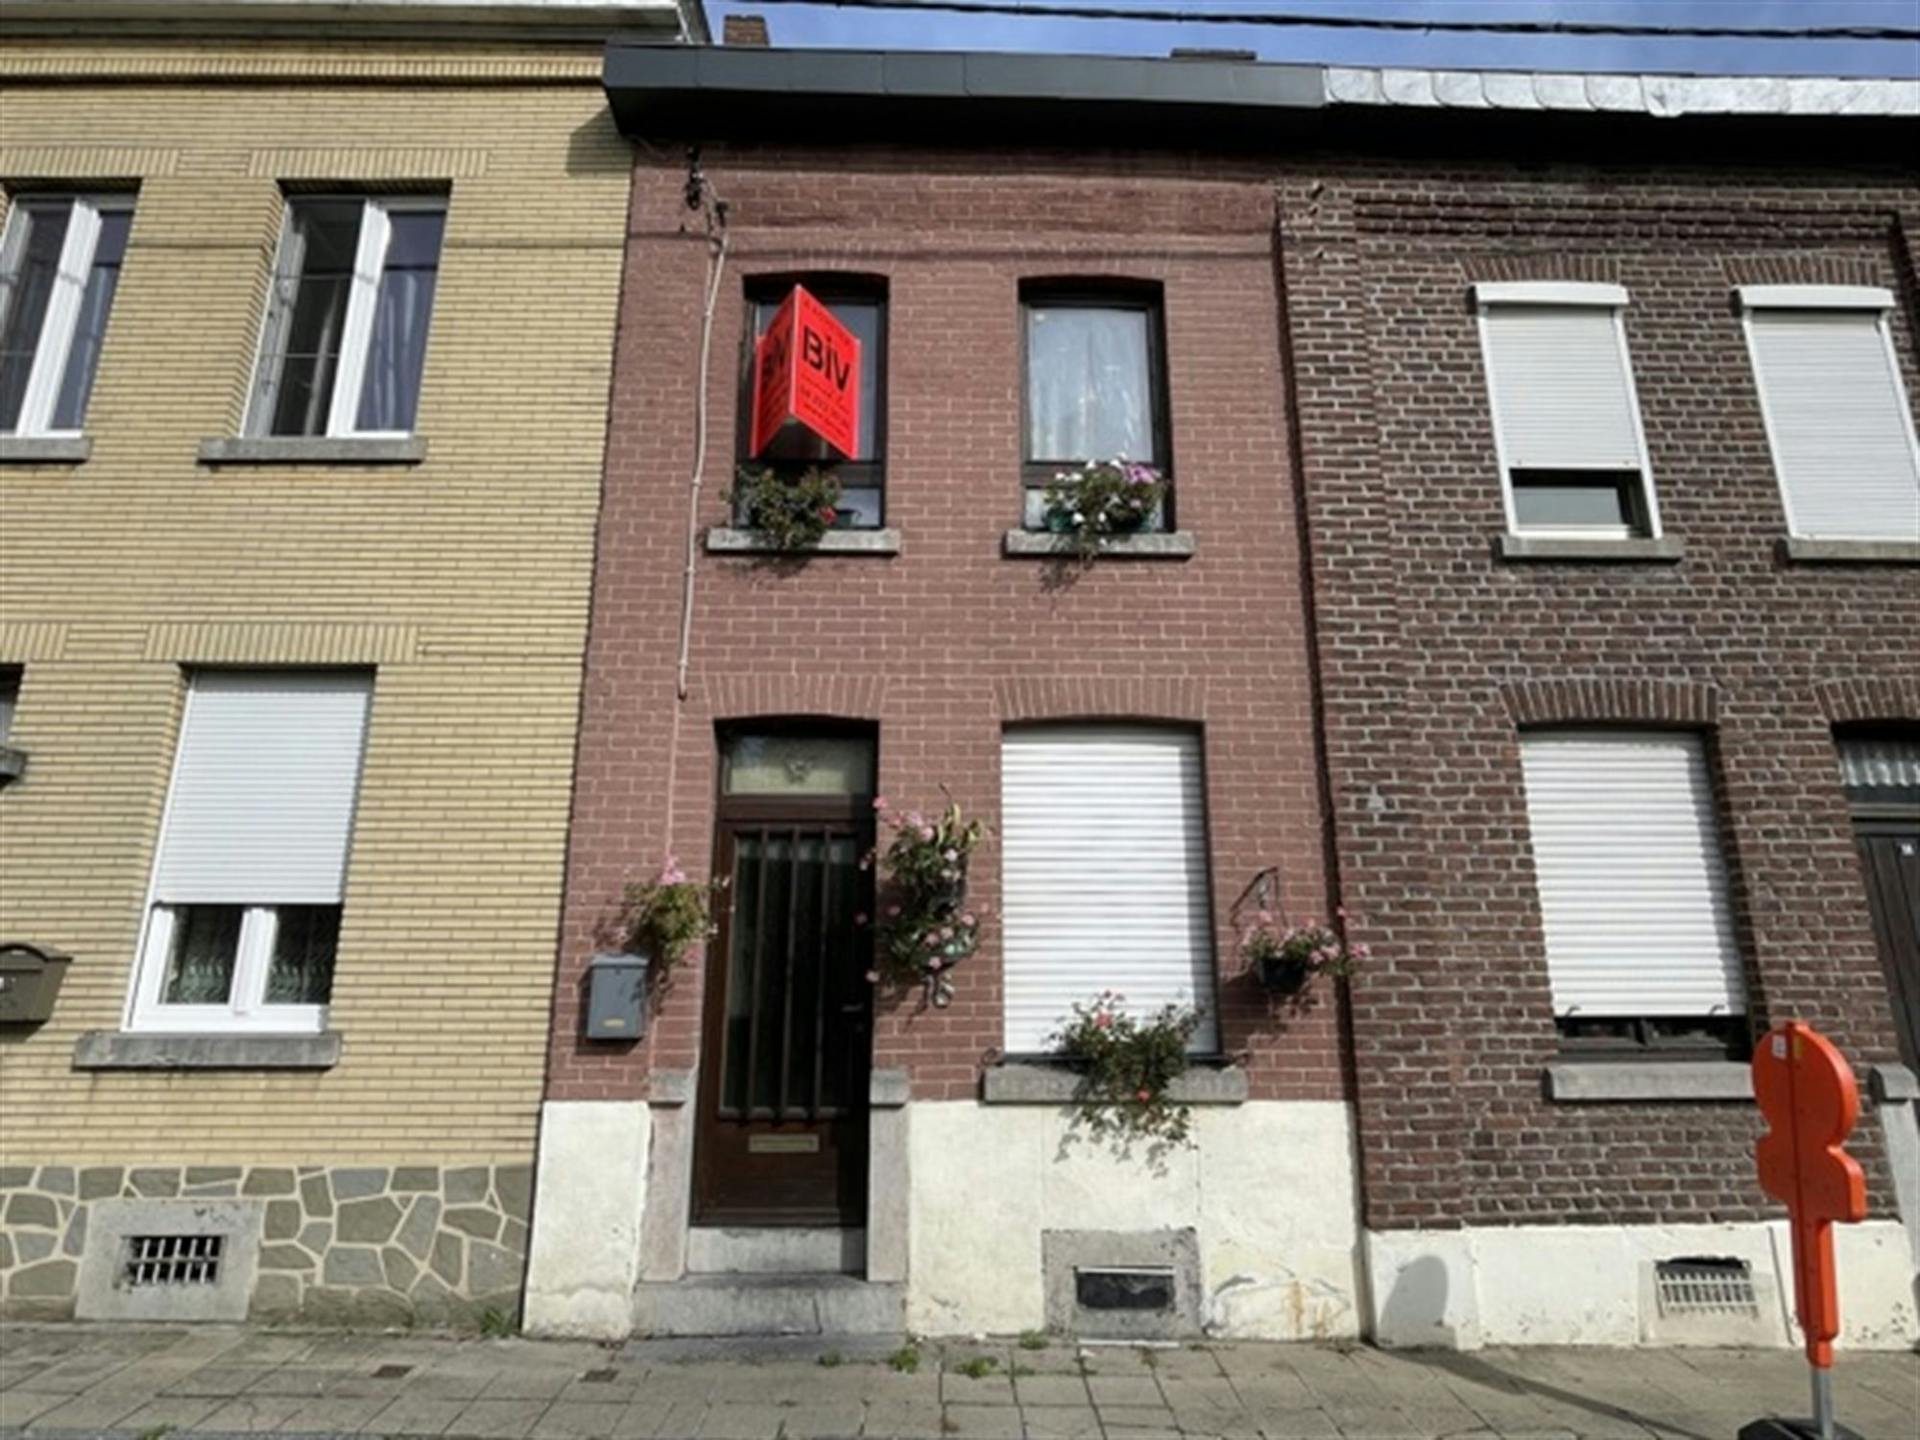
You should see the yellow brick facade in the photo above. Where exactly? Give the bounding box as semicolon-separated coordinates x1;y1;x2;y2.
0;38;630;1175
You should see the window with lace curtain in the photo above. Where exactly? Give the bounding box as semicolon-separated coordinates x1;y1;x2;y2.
1020;282;1172;529
246;194;445;439
128;671;373;1034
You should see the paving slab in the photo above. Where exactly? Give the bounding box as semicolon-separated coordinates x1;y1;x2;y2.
857;1398;944;1438
0;1388;68;1428
941;1402;1025;1438
189;1391;312;1431
529;1398;628;1437
609;1397;711;1439
777;1399;866;1436
690;1399;786;1437
356;1393;465;1435
1017;1404;1103;1438
446;1396;548;1437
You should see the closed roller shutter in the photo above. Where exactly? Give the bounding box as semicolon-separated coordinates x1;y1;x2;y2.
1746;310;1920;542
1000;726;1219;1053
1481;305;1644;471
1519;730;1746;1017
153;670;373;906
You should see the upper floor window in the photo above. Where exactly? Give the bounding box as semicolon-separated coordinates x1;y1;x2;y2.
1738;286;1920;544
1021;284;1171;529
1474;283;1660;540
1518;729;1746;1056
247;195;445;439
0;193;134;436
1000;725;1218;1055
741;278;887;528
130;670;373;1034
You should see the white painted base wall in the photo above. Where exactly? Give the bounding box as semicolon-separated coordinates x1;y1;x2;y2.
522;1100;650;1339
1366;1220;1918;1350
906;1100;1364;1340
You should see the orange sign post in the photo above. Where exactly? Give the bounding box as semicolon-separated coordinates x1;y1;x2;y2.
1742;1022;1868;1440
749;284;860;460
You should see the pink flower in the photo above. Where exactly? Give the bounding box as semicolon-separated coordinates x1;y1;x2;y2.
885;904;902;918
1351;943;1371;960
927;958;944;972
920;827;936;842
905;811;925;829
943;849;959;862
961;912;977;927
1135;1088;1152;1103
865;970;880;984
660;857;687;886
1094;1012;1113;1030
873;797;889;812
853;912;869;927
938;927;954;942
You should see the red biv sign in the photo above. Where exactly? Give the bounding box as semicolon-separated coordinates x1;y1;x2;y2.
750;285;861;460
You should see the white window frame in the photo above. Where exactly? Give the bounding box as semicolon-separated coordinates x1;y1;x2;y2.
0;192;132;437
1473;281;1664;542
126;904;327;1036
244;193;443;441
1736;284;1920;542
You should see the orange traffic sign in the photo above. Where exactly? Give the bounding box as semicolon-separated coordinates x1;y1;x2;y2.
1752;1021;1867;1372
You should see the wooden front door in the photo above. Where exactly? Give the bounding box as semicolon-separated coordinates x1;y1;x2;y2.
1856;821;1920;1073
693;733;875;1226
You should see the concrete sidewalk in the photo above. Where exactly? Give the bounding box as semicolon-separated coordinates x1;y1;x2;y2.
0;1324;1915;1440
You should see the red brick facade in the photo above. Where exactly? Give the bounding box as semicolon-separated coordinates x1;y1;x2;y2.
1276;162;1920;1232
545;149;1346;1109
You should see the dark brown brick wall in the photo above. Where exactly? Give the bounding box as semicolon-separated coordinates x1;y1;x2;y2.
1277;161;1920;1231
545;148;1346;1108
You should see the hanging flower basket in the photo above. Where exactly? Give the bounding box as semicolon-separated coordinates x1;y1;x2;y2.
866;797;988;1007
1239;909;1368;994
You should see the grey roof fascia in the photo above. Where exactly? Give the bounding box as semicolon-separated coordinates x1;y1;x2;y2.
603;42;1325;144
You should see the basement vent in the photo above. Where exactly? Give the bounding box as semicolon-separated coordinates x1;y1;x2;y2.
1075;1266;1176;1313
122;1233;224;1288
1655;1257;1757;1316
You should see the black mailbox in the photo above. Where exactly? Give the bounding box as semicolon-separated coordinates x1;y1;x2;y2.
584;952;649;1040
0;943;72;1025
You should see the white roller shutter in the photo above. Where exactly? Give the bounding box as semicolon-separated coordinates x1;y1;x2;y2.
1745;309;1920;542
152;670;373;905
1519;730;1745;1018
1000;727;1219;1053
1480;304;1645;471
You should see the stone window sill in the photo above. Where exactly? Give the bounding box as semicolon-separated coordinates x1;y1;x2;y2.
1003;530;1196;559
73;1030;342;1071
196;436;427;466
1779;537;1920;565
705;527;901;556
1495;534;1684;563
1544;1060;1750;1103
0;436;91;465
982;1060;1247;1105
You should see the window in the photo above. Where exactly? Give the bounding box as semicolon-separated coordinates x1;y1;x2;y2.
247;196;445;439
0;666;18;742
1518;730;1746;1054
0;193;133;435
741;279;886;528
1000;726;1218;1053
1739;286;1920;543
1474;283;1660;539
1021;285;1171;529
129;670;373;1033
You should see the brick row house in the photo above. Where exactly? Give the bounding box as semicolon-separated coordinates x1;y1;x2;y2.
520;42;1920;1348
0;0;702;1324
3;16;1916;1350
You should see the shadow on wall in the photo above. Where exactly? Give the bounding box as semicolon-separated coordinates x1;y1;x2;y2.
1380;1253;1456;1349
567;110;631;179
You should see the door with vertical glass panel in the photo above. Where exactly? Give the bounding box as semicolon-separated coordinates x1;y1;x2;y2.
693;733;875;1225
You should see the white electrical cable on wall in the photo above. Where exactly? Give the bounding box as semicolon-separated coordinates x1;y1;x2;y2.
676;224;729;701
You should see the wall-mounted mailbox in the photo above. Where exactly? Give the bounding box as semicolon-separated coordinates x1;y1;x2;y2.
0;943;72;1025
585;952;648;1041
